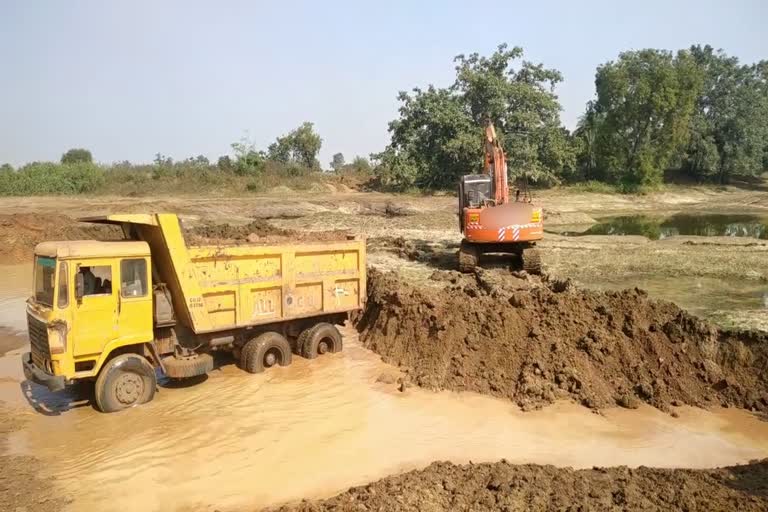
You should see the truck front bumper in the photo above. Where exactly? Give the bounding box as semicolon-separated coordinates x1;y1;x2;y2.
22;352;66;392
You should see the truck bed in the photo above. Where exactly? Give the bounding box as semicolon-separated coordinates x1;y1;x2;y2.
81;214;366;334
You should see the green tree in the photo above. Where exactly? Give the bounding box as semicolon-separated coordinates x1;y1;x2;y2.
572;102;605;181
376;44;574;190
453;44;575;184
350;156;372;173
330;152;345;171
217;155;233;172
0;163;13;173
61;148;93;165
267;122;323;169
231;137;265;176
683;46;768;184
590;49;701;189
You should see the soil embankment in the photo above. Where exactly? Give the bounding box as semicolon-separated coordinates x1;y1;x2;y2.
274;459;768;511
0;213;120;264
358;268;768;412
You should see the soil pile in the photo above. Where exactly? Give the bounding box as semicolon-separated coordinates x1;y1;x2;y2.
0;214;121;263
274;459;768;511
187;220;350;245
357;268;768;412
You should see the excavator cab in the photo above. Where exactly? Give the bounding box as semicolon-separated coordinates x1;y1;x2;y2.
460;174;493;207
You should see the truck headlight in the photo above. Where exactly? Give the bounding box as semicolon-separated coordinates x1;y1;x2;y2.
48;322;67;355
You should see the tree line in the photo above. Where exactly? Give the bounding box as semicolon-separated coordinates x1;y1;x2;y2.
377;44;768;192
0;123;372;196
2;43;766;196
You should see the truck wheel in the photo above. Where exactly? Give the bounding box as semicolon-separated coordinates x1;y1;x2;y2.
241;332;292;373
458;241;479;273
293;329;311;355
162;353;214;379
301;323;342;359
94;353;157;413
521;247;542;274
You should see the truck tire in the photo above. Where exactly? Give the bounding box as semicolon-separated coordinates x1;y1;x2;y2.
458;241;479;273
94;353;157;413
293;329;311;355
301;323;342;359
162;353;214;379
241;332;292;373
521;247;542;275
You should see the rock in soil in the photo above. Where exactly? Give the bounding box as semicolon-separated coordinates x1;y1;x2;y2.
356;268;768;413
271;459;768;511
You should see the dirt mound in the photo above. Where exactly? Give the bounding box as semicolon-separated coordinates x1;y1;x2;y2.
0;214;121;264
186;220;350;245
274;459;768;511
357;268;768;412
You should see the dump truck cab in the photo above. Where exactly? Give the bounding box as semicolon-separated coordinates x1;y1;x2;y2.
23;240;153;391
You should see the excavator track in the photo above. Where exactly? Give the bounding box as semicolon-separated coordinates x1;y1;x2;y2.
520;247;542;275
458;241;479;273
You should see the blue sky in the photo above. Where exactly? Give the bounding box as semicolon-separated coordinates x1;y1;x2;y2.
1;0;766;168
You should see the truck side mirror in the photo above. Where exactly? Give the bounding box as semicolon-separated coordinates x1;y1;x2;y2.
75;273;84;302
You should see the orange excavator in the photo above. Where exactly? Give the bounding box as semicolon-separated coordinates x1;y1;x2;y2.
458;122;543;273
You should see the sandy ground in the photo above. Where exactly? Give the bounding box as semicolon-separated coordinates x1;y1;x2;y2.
0;185;766;511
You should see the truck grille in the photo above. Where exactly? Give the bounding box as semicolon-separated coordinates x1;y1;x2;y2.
28;315;50;370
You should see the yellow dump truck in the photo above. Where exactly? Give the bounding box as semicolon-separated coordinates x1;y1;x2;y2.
22;213;366;412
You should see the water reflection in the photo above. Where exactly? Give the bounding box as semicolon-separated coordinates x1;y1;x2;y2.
550;214;768;240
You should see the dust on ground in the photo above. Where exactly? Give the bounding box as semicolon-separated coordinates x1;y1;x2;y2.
358;268;768;413
272;459;768;512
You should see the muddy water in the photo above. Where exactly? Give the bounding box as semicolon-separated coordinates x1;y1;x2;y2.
1;334;768;512
1;265;768;511
0;263;31;333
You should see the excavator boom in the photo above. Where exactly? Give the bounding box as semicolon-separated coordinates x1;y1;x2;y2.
483;123;509;205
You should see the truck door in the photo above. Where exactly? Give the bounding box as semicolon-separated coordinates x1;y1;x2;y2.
116;258;153;346
72;260;118;358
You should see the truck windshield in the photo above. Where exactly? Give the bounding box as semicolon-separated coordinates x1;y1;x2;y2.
34;256;56;306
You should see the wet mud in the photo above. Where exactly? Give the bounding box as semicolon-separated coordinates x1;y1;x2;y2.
273;459;768;511
358;268;768;412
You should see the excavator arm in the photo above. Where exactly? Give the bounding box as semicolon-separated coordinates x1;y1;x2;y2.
483;123;509;205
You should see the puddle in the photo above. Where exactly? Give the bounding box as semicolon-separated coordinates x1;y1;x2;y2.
2;333;767;512
549;213;768;240
0;263;31;333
